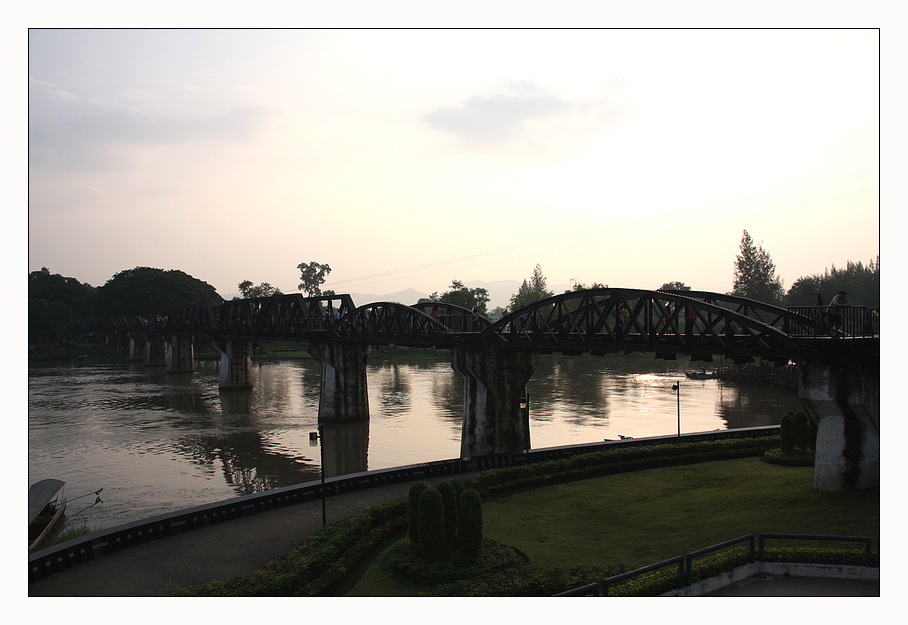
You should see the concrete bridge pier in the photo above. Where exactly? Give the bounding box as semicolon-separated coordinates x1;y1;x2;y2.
167;336;195;373
452;346;538;457
310;342;370;423
798;362;879;491
216;338;253;389
128;334;146;361
145;333;168;367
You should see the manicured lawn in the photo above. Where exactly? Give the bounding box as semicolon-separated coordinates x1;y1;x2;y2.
346;457;879;596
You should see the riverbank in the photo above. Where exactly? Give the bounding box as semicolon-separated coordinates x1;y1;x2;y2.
29;454;878;597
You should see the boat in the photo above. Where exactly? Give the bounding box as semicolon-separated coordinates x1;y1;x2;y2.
685;370;719;380
29;479;66;552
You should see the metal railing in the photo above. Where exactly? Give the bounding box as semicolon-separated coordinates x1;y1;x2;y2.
554;533;876;596
786;306;879;338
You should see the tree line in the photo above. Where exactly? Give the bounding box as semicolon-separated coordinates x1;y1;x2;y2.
29;232;878;344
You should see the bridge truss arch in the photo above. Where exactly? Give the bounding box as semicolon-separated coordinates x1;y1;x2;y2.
333;302;452;347
477;288;803;362
167;293;356;340
659;290;814;335
409;301;494;333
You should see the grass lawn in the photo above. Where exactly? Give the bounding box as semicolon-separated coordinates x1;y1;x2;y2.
346;457;879;596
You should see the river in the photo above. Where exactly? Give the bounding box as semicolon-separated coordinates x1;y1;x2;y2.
27;350;799;532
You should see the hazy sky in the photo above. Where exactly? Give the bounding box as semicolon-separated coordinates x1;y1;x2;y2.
28;27;880;303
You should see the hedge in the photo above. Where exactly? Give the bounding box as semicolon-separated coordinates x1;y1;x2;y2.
173;434;779;596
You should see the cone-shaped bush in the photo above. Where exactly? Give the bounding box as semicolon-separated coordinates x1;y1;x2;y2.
417;486;448;563
780;411;796;455
435;480;458;552
458;489;483;560
407;482;428;543
794;411;811;450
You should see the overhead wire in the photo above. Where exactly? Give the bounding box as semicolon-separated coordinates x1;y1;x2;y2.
327;160;879;290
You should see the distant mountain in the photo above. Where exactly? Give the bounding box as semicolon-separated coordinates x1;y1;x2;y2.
348;288;429;306
347;281;574;311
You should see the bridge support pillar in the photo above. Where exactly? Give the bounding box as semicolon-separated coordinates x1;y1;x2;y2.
452;346;538;457
310;342;370;423
167;336;195;373
128;335;146;361
216;338;253;389
145;333;168;367
798;362;879;491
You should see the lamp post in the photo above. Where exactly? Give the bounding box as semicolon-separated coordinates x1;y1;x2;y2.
310;425;327;526
671;381;681;438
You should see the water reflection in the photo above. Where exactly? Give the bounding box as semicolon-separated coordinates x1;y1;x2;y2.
28;352;799;531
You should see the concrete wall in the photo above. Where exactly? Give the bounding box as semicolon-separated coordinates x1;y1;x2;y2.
799;362;879;491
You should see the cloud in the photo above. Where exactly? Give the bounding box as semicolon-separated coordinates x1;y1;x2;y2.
420;81;640;148
422;88;578;143
28;78;279;170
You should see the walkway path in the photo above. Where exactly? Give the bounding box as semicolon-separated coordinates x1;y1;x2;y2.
29;476;879;597
29;480;421;597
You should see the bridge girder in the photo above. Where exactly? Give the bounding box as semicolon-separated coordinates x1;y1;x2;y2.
409;301;494;332
478;288;804;362
160;288;875;363
333;302;451;347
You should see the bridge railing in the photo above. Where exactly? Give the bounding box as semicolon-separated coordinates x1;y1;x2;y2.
786;306;879;338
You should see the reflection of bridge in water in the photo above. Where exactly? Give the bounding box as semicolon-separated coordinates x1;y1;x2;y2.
118;288;879;492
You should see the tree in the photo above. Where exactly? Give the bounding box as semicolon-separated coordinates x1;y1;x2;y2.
659;281;691;291
786;256;880;306
29;267;98;342
429;280;490;314
732;230;785;305
568;279;607;292
509;264;554;311
237;280;282;299
297;261;331;297
97;267;223;319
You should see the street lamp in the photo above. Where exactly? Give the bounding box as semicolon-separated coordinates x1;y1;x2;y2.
671;381;681;438
310;425;327;526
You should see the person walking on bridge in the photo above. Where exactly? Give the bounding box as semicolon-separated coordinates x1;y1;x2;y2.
827;290;850;337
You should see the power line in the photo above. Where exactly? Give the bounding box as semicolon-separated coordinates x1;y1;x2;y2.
328;160;878;290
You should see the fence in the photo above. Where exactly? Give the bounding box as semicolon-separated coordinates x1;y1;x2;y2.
786;306;879;338
554;533;876;596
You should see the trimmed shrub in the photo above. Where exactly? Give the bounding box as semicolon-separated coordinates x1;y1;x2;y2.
780;412;796;454
458;489;483;560
435;480;458;552
417;486;448;563
407;482;428;543
794;411;811;450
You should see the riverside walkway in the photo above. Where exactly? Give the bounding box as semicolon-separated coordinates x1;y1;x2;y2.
29;477;424;596
29;472;879;598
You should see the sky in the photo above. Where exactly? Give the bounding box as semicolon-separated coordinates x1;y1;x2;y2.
27;24;881;307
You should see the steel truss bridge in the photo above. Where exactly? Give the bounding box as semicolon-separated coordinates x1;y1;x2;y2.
156;288;879;364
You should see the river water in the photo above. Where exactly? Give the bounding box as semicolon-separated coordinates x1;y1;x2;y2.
27;351;799;532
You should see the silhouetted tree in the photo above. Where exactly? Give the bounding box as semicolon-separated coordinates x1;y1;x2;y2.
429;280;490;314
568;279;607;292
510;264;554;311
237;280;282;299
297;261;332;296
97;267;223;319
659;281;691;291
786;256;879;306
29;267;98;342
732;230;784;305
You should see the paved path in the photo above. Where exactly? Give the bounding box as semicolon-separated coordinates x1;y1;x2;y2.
29;480;420;597
29;478;879;597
